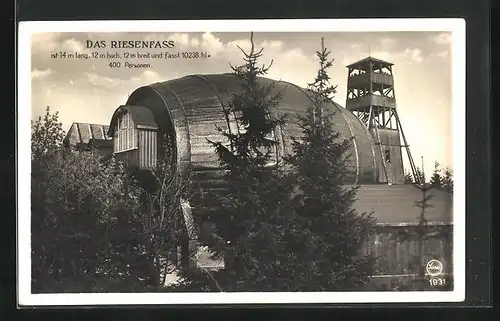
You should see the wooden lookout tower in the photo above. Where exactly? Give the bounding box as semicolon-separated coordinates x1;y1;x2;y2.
345;57;421;185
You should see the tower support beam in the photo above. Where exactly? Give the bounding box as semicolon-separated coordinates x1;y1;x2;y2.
394;112;421;185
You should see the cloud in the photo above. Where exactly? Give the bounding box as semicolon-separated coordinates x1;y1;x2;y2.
201;32;227;56
366;50;392;61
84;70;163;89
341;58;350;66
261;40;285;51
61;38;86;52
84;72;122;88
165;33;287;64
165;32;228;56
31;34;88;54
380;37;396;46
160;32;254;60
432;33;452;45
31;68;53;80
30;31;324;133
369;48;423;64
166;33;190;47
129;70;162;84
436;50;449;59
190;37;200;47
404;48;423;63
31;33;60;52
28;31;453;173
426;49;450;61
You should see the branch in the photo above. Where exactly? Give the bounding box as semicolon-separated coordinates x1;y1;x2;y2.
201;267;224;292
262;59;274;73
250;31;254;55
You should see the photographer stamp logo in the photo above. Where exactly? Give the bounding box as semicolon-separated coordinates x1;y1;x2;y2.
426;259;444;277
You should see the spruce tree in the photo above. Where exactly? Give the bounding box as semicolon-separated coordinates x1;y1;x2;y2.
284;38;376;290
414;167;425;184
430;161;443;189
413;157;435;289
442;167;454;193
206;32;289;291
404;170;414;184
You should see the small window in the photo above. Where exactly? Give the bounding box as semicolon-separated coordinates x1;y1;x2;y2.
115;112;137;153
384;149;391;163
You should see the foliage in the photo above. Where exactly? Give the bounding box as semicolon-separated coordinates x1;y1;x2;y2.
282;38;377;290
180;35;379;292
441;167;454;193
403;167;426;185
413;180;434;280
31;107;174;292
415;167;425;185
396;161;450;289
404;170;414;184
130;135;195;288
198;32;291;291
406;161;453;194
430;161;443;189
31;106;65;159
427;162;454;193
389;160;454;290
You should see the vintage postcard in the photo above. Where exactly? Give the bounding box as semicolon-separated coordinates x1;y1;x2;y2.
18;19;465;305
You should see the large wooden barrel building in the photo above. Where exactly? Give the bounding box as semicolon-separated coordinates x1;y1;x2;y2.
107;73;381;185
61;57;453;288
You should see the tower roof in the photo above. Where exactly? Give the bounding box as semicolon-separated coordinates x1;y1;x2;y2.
346;56;394;69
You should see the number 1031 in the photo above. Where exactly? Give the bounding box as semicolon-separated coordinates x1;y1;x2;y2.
429;278;446;286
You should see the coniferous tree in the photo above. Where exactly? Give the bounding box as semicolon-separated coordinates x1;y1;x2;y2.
404;170;414;184
283;38;376;290
204;32;289;291
414;167;426;184
442;167;454;193
426;161;454;193
430;161;443;189
411;157;444;289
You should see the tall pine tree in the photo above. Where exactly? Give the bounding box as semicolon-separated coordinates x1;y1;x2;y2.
442;167;454;193
206;32;289;291
284;38;376;290
413;157;435;289
430;161;443;189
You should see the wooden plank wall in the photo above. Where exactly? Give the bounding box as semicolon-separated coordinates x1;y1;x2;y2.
165;76;231;171
377;128;405;185
339;107;379;184
115;149;138;168
138;129;157;169
362;225;453;276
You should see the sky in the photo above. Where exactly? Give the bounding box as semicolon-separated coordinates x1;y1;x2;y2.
30;31;453;175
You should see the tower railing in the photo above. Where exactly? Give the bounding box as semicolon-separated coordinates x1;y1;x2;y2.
346;95;396;111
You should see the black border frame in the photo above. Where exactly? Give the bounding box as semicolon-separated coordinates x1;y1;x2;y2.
8;0;493;316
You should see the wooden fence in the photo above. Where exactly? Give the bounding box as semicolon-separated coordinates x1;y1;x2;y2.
364;224;453;277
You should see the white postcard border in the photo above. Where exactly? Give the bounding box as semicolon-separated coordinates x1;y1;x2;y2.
17;18;466;305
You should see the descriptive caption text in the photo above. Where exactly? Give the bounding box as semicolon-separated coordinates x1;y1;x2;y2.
49;51;211;69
